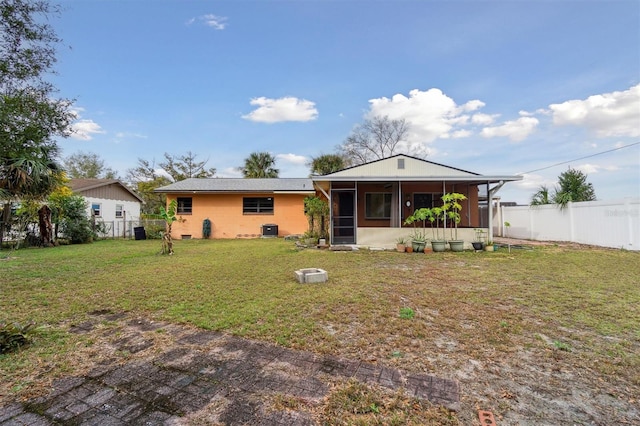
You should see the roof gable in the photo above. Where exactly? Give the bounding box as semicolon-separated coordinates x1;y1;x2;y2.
69;179;144;203
321;155;479;178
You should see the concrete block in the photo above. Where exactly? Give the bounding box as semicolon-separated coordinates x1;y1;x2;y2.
295;268;328;284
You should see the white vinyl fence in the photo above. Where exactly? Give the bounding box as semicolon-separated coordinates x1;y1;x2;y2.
496;198;640;251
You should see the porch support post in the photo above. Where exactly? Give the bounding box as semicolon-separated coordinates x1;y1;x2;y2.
442;180;447;237
488;180;506;242
314;182;332;242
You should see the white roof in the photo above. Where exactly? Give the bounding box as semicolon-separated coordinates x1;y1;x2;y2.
313;155;521;184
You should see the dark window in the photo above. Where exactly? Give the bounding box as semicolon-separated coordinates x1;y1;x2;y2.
177;197;192;214
243;197;274;214
365;193;392;219
91;203;101;217
413;193;442;210
115;204;123;218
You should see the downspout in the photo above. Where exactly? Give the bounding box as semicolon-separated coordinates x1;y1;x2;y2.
488;180;506;242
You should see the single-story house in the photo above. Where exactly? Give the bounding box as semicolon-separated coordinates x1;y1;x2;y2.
154;178;315;239
312;155;522;248
69;179;144;230
155;155;521;247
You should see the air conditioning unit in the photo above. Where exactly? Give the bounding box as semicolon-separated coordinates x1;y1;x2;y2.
261;224;278;237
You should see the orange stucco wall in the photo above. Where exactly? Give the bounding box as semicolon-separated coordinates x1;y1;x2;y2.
166;193;309;239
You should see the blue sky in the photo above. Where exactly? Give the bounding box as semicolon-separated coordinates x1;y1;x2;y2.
53;0;640;203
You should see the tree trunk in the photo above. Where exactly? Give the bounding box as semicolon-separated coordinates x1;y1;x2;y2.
38;205;54;247
0;202;11;248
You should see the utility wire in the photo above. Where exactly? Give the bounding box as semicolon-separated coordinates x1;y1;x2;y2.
519;141;640;175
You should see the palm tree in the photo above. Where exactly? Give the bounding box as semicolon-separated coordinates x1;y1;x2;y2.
308;154;346;176
553;168;596;208
240;152;279;178
530;185;552;206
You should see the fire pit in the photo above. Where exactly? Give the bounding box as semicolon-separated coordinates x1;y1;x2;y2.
294;268;328;284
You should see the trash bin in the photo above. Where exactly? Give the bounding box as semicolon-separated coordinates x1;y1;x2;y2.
134;226;146;240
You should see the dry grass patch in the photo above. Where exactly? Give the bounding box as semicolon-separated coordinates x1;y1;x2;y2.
1;239;639;424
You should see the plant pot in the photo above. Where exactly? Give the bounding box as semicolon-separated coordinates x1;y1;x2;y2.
406;246;414;253
449;240;464;252
396;244;406;253
485;245;494;252
423;246;432;253
472;242;484;251
412;241;426;253
431;240;446;252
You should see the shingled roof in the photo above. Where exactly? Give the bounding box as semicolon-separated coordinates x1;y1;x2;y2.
154;178;315;193
69;179;145;203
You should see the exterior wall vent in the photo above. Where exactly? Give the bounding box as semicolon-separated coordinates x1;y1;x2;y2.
398;158;405;169
262;224;278;237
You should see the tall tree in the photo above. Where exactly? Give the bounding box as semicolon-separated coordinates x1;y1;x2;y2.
338;115;410;165
553;167;596;208
0;0;73;246
125;158;170;215
308;154;346;176
240;152;279;178
159;151;216;182
63;151;118;179
529;169;596;208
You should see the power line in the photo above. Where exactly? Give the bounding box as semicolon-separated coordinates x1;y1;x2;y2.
520;141;640;175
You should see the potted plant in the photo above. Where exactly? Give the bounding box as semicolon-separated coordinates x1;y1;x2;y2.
485;240;495;251
410;230;427;253
403;208;430;253
472;228;486;251
442;192;467;252
395;236;407;252
428;206;446;252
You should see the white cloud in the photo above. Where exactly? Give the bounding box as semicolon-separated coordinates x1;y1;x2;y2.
575;163;599;174
549;84;640;138
69;107;105;141
216;167;242;178
471;113;498;125
242;97;318;123
366;88;486;152
71;119;105;141
276;153;307;165
186;14;228;30
115;132;147;139
450;129;472;138
513;173;556;191
480;116;539;142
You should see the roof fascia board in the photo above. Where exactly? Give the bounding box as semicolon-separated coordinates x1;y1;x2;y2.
313;176;522;183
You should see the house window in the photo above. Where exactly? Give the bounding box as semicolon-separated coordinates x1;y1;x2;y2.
413;193;442;210
177;197;192;214
397;158;405;169
365;193;392;219
91;203;101;217
115;204;123;218
243;197;274;214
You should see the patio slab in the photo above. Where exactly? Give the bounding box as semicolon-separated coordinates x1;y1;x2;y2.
0;312;459;425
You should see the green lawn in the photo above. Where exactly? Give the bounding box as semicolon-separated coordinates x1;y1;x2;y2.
1;238;639;423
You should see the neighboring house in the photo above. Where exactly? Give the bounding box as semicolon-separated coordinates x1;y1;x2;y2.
311;155;522;248
154;155;521;247
154;178;315;239
69;179;144;236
